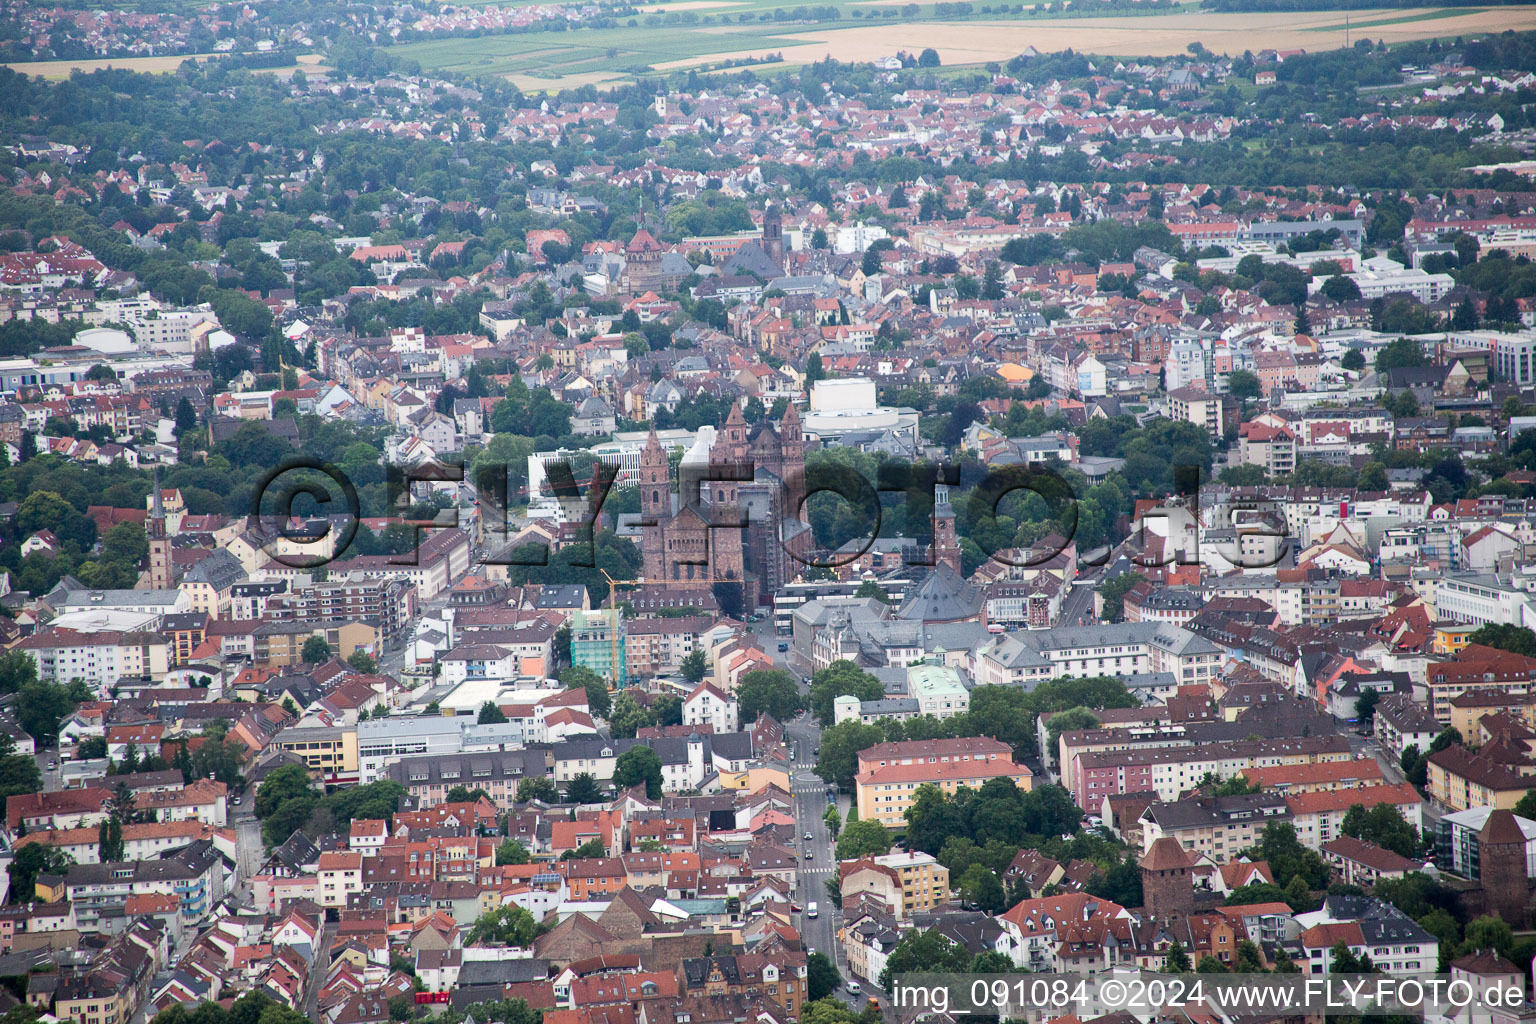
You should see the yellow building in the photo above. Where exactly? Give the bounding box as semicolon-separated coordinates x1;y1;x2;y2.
253;620;378;667
1434;624;1478;655
273;725;359;783
839;850;949;919
855;758;1033;829
56;976;135;1024
1426;745;1532;812
1448;690;1536;740
719;767;792;792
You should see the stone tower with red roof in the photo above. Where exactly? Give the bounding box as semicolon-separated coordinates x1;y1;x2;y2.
1140;836;1196;923
1478;809;1530;927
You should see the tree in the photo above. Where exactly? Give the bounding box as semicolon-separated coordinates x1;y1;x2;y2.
807;952;841;1001
0;651;35;696
835;819;892;860
810;661;884;725
496;839;531;865
17;679;89;744
1163;940;1192;973
737;669;802;723
8;843;67;903
0;732;41;816
1467;624;1536;657
1228;369;1262;402
467;904;539;947
1087;854;1144;910
562;837;606;860
1098;571;1146;621
1354;689;1381;729
1515;788;1536;821
824;805;841;838
301;636;331;664
917;47;941;67
98;813;124;862
478;701;508;725
347;650;377;673
609;692;652;739
1341;803;1420;858
614;745;664;798
680;648;708;683
1197;954;1229;974
1247;822;1331;891
515;776;559;804
255;764;314;820
175;397;198;433
566;773;603;804
879;929;970;990
1376;337;1428;373
1044;707;1100;749
957;863;1007;914
815;720;885;791
560;665;612;719
443;786;490;804
1453;296;1481;331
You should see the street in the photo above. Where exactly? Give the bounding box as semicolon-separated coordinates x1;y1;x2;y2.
785;714;849;994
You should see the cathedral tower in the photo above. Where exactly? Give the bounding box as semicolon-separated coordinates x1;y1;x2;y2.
762;203;784;266
639;428;669;581
932;482;961;574
148;466;172;591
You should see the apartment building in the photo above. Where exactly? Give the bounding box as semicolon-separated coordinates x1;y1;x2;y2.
46;840;224;928
1373;694;1440;762
570;608;626;686
838;851;950;919
18;628;171;692
384;749;549;807
1167;386;1223;438
317;851;364;908
1139;793;1292;861
1426;745;1532;812
272;725;360;784
1071;735;1353;807
356;716;526;784
1435;807;1536;880
325;528;474;602
251;620;378;668
625;615;708;678
1284;783;1424;849
973;622;1222;689
264;574;418;638
856;754;1033;828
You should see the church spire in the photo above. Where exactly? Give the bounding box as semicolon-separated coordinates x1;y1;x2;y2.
147;465;172;591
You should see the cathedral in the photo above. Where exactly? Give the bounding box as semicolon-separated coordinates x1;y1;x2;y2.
639;401;811;613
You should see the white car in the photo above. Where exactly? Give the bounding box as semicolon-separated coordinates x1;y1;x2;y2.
846;982;862;996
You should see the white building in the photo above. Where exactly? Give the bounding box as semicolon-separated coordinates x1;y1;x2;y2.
683;682;738;733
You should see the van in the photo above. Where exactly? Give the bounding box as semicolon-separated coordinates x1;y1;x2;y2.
807;902;818;918
846;981;862;996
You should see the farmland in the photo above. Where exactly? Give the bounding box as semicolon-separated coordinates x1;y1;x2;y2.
1;53;216;78
391;3;1536;89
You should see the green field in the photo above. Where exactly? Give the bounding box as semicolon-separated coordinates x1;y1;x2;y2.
394;25;812;84
391;0;1192;88
385;2;1536;90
